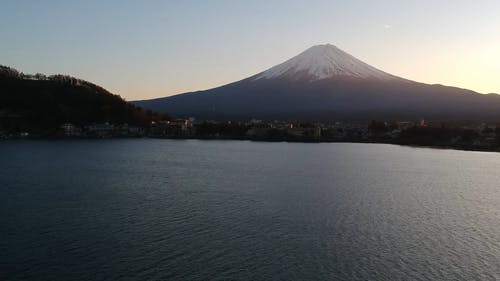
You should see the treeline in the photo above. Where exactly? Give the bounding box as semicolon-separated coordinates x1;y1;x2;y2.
0;65;169;134
399;126;499;147
367;120;500;149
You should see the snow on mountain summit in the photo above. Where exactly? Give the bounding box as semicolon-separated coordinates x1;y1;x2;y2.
255;44;396;81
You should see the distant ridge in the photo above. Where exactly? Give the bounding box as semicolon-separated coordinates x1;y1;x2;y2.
134;44;500;121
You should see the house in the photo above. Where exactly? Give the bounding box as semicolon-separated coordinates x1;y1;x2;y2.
150;119;192;137
85;123;114;137
61;123;82;137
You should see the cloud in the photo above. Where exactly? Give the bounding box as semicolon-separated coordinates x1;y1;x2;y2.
384;24;392;30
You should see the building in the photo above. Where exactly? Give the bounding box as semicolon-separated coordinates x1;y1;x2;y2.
85;123;114;137
61;123;82;137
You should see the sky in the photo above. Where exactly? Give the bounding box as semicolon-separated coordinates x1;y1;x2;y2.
1;0;499;101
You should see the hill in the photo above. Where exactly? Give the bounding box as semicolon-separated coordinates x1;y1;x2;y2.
0;65;166;134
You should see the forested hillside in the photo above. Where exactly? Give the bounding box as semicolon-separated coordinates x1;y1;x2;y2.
0;65;168;134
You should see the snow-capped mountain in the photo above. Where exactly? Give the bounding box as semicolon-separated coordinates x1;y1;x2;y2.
254;44;396;81
133;44;500;121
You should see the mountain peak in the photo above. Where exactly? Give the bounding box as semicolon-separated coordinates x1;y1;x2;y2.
255;44;396;81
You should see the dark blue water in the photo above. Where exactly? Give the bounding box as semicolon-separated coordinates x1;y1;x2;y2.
1;139;499;280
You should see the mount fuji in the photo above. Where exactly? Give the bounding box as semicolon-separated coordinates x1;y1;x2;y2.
134;44;500;121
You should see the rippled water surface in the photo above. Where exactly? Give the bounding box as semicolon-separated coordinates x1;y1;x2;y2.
1;139;499;280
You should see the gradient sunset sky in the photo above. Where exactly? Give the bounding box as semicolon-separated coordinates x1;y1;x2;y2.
1;0;499;100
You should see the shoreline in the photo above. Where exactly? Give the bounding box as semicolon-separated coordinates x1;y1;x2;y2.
2;135;499;153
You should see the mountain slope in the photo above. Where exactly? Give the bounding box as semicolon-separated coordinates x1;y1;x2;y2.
134;44;500;121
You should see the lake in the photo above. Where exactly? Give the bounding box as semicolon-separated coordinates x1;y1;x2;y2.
1;139;499;280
